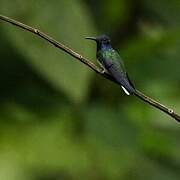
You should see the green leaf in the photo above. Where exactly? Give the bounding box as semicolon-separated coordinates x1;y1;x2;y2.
0;0;97;102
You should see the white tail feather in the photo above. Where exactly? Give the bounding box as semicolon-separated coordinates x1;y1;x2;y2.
121;86;130;95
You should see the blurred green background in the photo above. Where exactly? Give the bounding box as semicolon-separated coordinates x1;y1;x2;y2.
0;0;180;180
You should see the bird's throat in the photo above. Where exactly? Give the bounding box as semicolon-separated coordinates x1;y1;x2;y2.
97;43;112;51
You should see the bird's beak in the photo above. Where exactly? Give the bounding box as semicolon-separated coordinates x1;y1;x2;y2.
85;37;97;41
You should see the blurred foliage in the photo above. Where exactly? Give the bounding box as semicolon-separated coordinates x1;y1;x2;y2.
0;0;180;180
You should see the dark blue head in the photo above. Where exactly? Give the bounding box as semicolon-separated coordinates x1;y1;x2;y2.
86;34;112;51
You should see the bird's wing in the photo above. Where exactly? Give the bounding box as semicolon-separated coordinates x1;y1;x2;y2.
113;51;135;89
103;50;135;95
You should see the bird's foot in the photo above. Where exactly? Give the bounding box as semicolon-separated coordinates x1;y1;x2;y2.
100;68;107;74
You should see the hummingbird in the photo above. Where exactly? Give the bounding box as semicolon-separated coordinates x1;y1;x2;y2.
86;34;135;95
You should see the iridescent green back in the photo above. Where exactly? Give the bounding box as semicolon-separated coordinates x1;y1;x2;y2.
97;49;127;75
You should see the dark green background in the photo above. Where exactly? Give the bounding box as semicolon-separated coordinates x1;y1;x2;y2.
0;0;180;179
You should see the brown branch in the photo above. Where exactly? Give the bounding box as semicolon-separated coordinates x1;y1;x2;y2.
0;14;179;123
134;90;180;122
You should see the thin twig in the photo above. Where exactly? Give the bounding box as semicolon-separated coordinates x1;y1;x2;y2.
134;90;180;122
0;14;179;123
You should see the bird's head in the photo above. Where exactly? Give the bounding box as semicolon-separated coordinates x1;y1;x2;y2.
85;34;111;50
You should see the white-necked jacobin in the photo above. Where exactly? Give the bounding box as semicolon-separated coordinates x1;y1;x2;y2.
86;34;135;95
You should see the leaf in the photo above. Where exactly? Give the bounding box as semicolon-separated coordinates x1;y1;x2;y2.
0;0;97;102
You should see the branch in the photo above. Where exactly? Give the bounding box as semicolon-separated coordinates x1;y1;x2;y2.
0;14;179;123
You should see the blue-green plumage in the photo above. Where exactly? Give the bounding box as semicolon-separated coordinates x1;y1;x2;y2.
86;34;135;95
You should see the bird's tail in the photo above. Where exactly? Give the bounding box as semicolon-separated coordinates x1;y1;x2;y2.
110;70;135;95
107;64;135;95
121;74;135;95
119;78;135;95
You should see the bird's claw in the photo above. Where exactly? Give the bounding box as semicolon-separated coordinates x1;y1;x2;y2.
100;68;107;74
